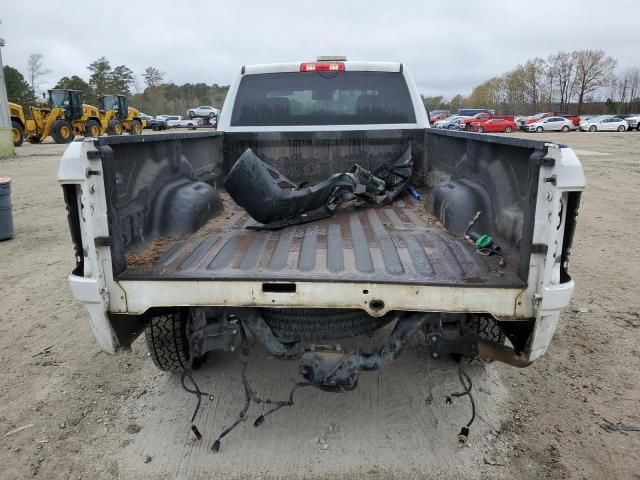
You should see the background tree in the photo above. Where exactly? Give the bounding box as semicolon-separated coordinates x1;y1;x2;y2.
421;95;445;111
88;57;112;98
4;65;36;106
518;58;547;112
27;53;51;96
143;67;165;88
549;51;576;112
110;65;135;95
573;50;617;114
449;94;466;112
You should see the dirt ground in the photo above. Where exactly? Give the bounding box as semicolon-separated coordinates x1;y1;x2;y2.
0;131;639;479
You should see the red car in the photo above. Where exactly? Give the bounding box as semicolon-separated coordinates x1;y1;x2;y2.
429;112;450;123
471;118;517;133
460;112;514;130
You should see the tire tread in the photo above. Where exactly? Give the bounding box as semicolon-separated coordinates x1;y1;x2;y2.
144;313;189;372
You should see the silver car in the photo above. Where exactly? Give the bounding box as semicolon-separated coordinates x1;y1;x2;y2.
526;116;575;132
579;116;628;132
187;106;220;118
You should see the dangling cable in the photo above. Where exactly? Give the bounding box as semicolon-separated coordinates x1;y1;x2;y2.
446;361;476;444
211;358;252;452
181;363;213;440
211;349;310;452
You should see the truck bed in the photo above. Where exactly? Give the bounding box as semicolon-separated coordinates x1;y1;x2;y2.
121;192;522;288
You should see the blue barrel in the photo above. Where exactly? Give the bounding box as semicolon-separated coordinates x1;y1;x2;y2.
0;176;14;240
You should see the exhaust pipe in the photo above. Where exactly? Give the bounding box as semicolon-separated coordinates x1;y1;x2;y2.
477;341;533;368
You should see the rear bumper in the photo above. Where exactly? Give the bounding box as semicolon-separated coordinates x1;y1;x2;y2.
68;274;118;354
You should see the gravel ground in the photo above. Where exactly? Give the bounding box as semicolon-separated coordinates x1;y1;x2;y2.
0;131;639;479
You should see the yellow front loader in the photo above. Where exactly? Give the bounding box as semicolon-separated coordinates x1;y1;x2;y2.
17;89;103;144
99;94;145;136
8;102;30;146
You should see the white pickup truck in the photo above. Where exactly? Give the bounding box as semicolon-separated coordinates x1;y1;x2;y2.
164;115;202;129
58;57;585;390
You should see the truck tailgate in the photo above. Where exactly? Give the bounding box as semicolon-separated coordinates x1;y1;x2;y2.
121;193;523;288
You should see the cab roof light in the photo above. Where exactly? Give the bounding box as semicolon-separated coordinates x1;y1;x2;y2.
317;55;347;61
300;62;345;72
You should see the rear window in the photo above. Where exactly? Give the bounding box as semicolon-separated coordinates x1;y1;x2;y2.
230;71;416;127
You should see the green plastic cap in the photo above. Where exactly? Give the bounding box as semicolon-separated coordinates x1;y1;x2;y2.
475;234;493;249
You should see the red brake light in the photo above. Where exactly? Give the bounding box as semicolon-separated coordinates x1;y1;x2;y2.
300;62;345;72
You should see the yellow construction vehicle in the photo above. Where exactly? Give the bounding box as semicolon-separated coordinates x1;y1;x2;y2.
13;89;103;144
8;102;28;146
99;94;145;136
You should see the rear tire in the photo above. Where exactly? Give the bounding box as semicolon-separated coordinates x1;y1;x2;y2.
505;126;512;133
51;119;74;144
468;315;505;362
477;126;484;133
144;312;190;372
11;120;24;147
562;125;569;132
151;123;159;131
107;119;123;135
84;119;101;138
130;119;143;135
188;111;195;118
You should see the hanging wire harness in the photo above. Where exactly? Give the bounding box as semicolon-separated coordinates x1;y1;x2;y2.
445;361;476;444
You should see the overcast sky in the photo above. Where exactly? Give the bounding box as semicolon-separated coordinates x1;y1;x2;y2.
1;1;639;98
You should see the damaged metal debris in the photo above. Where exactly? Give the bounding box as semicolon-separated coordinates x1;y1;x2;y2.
181;307;486;451
223;146;413;229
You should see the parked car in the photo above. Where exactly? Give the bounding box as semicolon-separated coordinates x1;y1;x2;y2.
458;108;495;117
459;112;514;131
525;116;576;132
139;113;157;129
439;116;467;129
518;112;554;130
165;115;202;129
579;116;628;132
429;112;449;123
187;106;220;119
59;56;584;390
614;114;640;130
146;117;168;131
433;115;465;128
471;118;517;133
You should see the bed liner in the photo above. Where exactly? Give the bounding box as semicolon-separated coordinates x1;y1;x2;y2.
120;190;524;288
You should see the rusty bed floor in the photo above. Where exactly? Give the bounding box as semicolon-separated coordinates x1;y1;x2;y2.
121;195;524;287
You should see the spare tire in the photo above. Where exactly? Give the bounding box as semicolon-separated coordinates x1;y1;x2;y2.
261;308;395;342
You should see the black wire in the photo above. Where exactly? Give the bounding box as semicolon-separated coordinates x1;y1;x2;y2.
449;361;476;428
181;365;213;424
211;355;310;451
212;359;253;450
